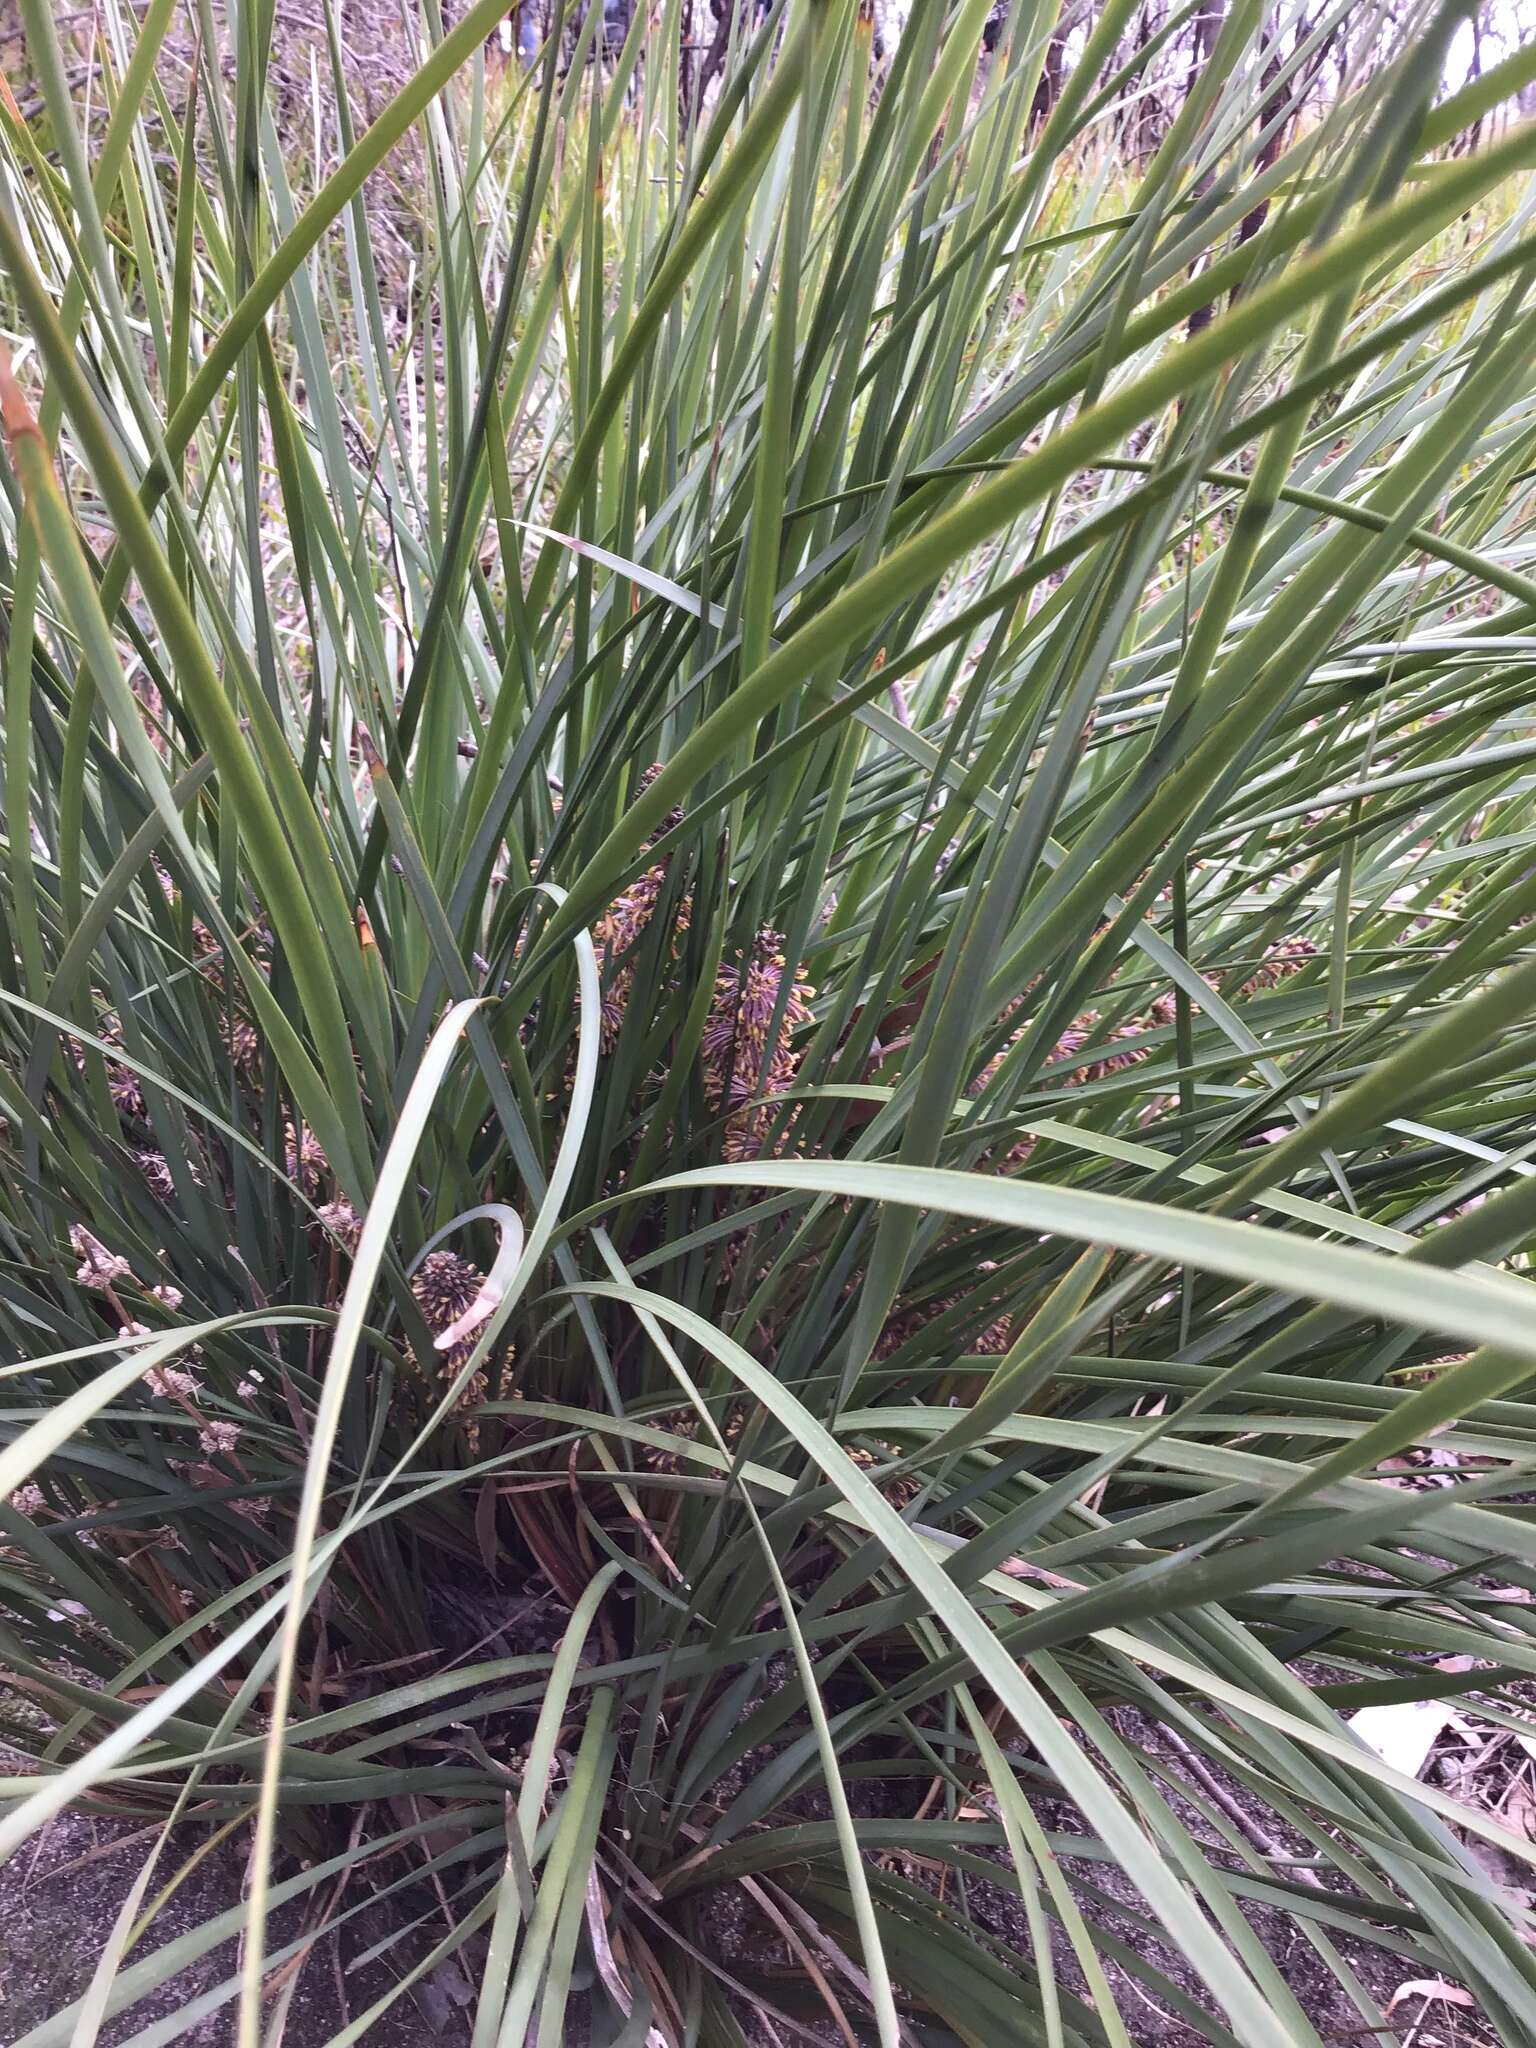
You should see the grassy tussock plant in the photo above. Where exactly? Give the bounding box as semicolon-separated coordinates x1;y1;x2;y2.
4;0;1536;2041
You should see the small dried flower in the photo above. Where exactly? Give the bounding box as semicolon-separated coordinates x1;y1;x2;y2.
237;1375;261;1402
635;760;684;834
702;930;815;1108
644;1407;700;1473
1238;935;1318;996
590;778;696;1048
452;1368;489;1412
412;1250;485;1332
71;1225;132;1291
972;1312;1013;1356
702;930;815;1158
120;1320;153;1340
875;1288;1011;1362
150;1282;184;1310
317;1199;362;1251
226;1017;261;1072
230;1493;271;1524
107;1064;147;1119
1045;1009;1100;1070
7;1483;45;1518
1074;1043;1144;1084
594;862;673;1048
199;1419;242;1457
144;1362;202;1400
284;1121;329;1195
720;1046;801;1161
135;1151;177;1202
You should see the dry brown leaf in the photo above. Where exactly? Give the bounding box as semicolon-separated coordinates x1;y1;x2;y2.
1383;1977;1475;2016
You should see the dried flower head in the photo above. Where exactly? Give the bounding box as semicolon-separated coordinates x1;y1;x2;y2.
226;1016;261;1072
1045;1008;1100;1070
636;760;684;836
700;932;814;1159
199;1419;242;1457
317;1199;362;1252
285;1121;329;1195
412;1250;486;1332
719;1047;802;1161
589;775;696;1047
107;1064;147;1118
644;1406;700;1473
71;1225;132;1291
451;1367;489;1411
703;930;815;1109
135;1150;177;1202
972;1311;1013;1356
83;1021;147;1119
594;862;684;1048
150;1282;184;1310
876;1285;1012;1363
1239;935;1318;995
7;1483;45;1518
144;1362;202;1400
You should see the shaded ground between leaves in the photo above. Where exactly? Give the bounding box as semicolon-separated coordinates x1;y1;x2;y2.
0;1729;1509;2048
0;1794;473;2047
702;1697;1506;2048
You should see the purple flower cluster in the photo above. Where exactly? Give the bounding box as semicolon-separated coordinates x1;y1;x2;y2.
702;929;815;1160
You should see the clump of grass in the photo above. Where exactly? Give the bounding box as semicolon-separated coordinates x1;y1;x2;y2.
4;0;1536;2042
